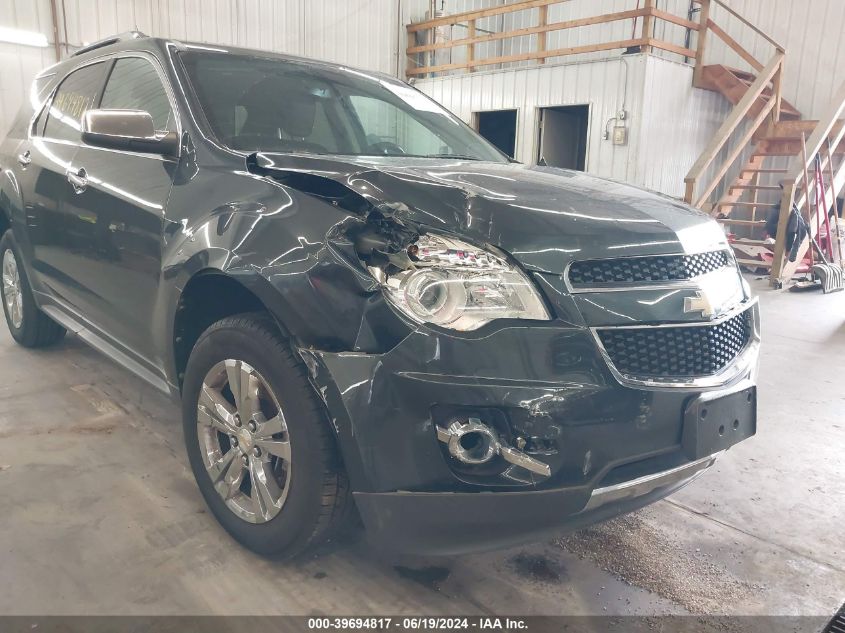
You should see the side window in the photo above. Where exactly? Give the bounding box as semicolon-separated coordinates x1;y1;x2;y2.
100;57;174;133
43;62;107;142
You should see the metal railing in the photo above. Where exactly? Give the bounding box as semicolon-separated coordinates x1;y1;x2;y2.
770;80;845;284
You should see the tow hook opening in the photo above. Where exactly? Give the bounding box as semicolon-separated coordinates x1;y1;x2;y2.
436;418;551;477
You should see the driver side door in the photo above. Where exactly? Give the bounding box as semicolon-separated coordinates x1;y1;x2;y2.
59;54;178;362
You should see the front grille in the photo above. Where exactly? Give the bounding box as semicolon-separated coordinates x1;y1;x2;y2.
568;250;730;288
597;309;753;379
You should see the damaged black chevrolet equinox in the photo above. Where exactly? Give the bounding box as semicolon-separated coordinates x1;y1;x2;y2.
0;33;760;556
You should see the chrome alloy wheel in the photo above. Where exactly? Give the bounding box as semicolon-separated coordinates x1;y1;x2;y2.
2;249;23;329
197;360;292;523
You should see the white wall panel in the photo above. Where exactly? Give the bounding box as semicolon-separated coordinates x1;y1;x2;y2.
414;53;646;185
635;55;732;197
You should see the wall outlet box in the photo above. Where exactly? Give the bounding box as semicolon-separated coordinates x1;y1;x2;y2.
612;125;628;146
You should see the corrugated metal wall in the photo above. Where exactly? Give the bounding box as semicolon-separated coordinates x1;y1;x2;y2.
415;54;646;184
0;0;419;136
636;55;732;197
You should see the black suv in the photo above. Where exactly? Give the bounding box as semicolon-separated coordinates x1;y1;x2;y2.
0;32;760;556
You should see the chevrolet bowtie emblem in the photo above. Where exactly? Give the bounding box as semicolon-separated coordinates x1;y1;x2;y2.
684;291;715;318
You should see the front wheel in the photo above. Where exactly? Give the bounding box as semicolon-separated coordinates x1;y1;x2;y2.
182;313;350;557
1;230;65;348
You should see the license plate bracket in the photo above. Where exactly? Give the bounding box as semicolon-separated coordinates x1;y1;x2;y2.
682;384;757;460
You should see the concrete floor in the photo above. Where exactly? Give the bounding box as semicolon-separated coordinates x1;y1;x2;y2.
0;278;843;619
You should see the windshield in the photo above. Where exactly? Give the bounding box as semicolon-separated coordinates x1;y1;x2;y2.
179;51;507;162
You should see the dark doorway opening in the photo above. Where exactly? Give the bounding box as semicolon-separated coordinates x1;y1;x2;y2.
475;109;518;158
537;105;589;171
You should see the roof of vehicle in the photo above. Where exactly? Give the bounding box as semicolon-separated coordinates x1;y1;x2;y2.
37;31;401;85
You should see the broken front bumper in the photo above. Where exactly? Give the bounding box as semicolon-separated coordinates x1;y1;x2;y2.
302;312;758;554
354;453;718;555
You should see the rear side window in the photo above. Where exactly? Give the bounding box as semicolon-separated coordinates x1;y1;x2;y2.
43;62;107;142
100;57;175;133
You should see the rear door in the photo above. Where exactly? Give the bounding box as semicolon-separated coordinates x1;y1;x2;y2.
26;61;109;302
60;54;178;359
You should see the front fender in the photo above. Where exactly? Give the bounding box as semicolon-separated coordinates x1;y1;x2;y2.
158;167;413;382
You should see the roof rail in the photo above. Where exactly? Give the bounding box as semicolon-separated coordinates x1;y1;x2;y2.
72;31;148;57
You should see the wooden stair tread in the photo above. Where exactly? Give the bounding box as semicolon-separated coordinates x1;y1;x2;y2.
735;258;773;267
765;119;845;141
697;64;802;120
717;201;774;207
730;185;782;191
731;239;773;246
716;219;767;226
755;139;845;156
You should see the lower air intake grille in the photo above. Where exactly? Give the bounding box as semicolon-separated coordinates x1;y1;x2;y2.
568;250;731;287
597;309;753;379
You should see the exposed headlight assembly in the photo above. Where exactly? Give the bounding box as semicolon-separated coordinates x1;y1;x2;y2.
375;234;550;331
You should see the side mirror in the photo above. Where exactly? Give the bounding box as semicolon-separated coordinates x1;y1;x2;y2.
81;109;179;157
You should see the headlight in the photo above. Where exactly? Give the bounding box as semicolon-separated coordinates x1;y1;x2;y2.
377;234;550;331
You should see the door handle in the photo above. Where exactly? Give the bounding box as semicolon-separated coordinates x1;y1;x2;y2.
17;150;31;168
67;167;88;194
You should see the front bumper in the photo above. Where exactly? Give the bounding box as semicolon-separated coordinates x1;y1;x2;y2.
301;300;759;554
354;453;718;555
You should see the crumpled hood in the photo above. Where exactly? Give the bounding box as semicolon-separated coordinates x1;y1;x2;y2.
251;153;728;274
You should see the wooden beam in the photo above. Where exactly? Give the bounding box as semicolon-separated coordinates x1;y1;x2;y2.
407;0;562;33
648;39;697;60
406;38;649;76
641;0;656;54
651;8;700;31
692;0;711;87
407;8;648;54
771;61;783;123
537;5;548;65
712;0;784;51
684;180;696;205
694;98;776;207
707;19;764;72
685;53;784;206
467;19;476;72
749;169;761;225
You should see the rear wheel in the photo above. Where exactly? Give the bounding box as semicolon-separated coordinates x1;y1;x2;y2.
1;231;65;348
182;313;350;557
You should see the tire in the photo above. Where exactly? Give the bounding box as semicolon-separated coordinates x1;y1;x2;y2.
182;312;350;557
0;230;66;348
